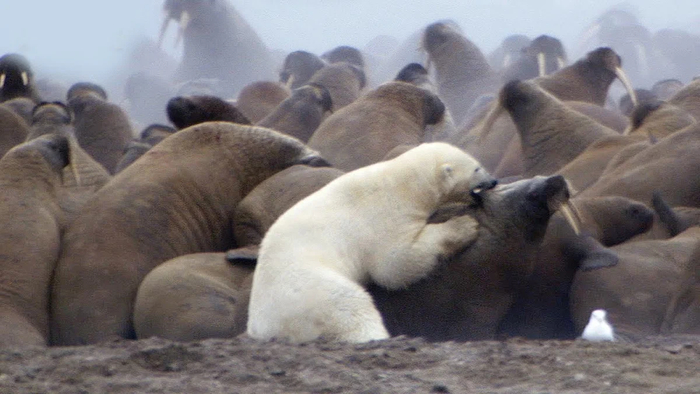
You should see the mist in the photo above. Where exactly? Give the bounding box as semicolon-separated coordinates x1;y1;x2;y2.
1;0;699;95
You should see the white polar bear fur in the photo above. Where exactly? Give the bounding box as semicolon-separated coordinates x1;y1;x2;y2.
247;142;495;343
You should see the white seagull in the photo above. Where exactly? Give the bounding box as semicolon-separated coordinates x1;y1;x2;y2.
581;309;615;342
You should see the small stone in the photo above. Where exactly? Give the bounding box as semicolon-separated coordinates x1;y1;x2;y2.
665;345;684;354
269;369;286;376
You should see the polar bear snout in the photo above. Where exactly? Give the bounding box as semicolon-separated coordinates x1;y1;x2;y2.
468;178;497;207
469;171;498;197
471;178;498;195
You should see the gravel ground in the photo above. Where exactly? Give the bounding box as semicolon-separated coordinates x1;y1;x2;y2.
2;334;699;393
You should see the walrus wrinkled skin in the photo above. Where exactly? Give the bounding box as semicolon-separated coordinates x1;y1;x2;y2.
50;122;328;346
0;135;71;347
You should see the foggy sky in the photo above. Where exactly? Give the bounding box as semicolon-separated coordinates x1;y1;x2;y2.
1;0;698;89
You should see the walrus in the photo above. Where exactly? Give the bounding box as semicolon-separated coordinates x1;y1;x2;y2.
0;134;71;347
25;102;73;141
133;252;255;342
580;122;700;207
0;53;41;103
115;124;178;173
570;226;700;341
667;78;700;121
321;45;365;69
499;195;654;340
307;81;445;171
527;99;686;192
369;175;581;341
158;0;276;97
133;165;344;342
552;99;692;193
256;83;333;142
308;62;366;111
0;101;30;157
625;100;697;140
25;102;113;224
394;62;458;141
490;80;618;176
501;34;567;81
652;78;684;101
619;88;657;117
487;34;531;71
421;21;500;125
140;123;177;146
2;97;36;124
114;141;152;174
449;46;638;175
279;50;326;90
166;95;251;129
535;47;638;107
67;82;134;174
233;164;345;248
50;122;328;345
235;81;291;124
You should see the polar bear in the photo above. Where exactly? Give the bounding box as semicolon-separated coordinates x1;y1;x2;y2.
246;142;497;343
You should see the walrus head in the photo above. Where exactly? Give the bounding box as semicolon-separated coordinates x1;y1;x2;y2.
280;51;325;89
0;53;33;92
584;47;638;106
31;102;73;126
4;134;74;186
303;83;333;114
35;134;71;173
395;63;430;85
166;95;251;129
421;21;464;53
525;35;567;77
66;82;108;102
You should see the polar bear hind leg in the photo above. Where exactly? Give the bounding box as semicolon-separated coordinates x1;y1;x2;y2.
319;277;390;343
248;269;389;343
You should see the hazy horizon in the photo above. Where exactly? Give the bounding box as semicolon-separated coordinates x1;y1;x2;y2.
1;1;698;91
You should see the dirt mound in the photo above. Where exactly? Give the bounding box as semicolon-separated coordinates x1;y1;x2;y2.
1;335;699;393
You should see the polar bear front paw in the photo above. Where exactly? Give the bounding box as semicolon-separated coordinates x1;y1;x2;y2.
436;214;479;254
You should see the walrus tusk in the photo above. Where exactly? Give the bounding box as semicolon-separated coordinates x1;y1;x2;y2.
556;56;566;70
0;73;5;88
67;137;82;187
476;102;505;142
622;125;633;136
174;11;191;48
560;200;583;235
634;43;650;81
425;57;433;75
21;71;29;86
157;13;171;49
537;52;547;77
502;53;512;68
284;74;295;89
615;66;638;107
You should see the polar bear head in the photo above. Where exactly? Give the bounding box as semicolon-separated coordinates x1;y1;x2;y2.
397;142;497;205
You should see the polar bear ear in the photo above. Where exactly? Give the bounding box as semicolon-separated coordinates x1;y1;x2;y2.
441;163;454;179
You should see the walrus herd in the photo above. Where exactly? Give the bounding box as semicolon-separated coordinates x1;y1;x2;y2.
1;2;700;347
